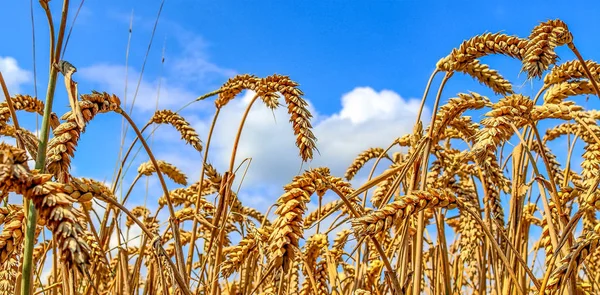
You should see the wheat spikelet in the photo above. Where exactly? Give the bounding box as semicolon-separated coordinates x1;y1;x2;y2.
437;33;528;71
303;233;328;271
268;169;325;274
544;81;596;104
287;258;301;295
442;116;480;143
0;205;23;265
83;232;111;290
329;229;352;264
46;91;121;182
544;122;580;142
261;74;317;161
433;92;490;138
63;178;115;213
149;109;203;152
268;185;310;273
370;163;403;208
581;143;600;191
366;259;383;290
0;250;19;295
345;147;387;181
396;134;412;147
544;112;600;145
472;96;581;165
0;125;39;159
29;181;93;272
314;260;329;295
575;111;600;145
304;200;342;229
475;150;508;231
221;233;258;277
0;95;58;129
76;178;115;212
352;189;457;237
203;162;223;186
0;143;46;194
531;101;582;122
137;159;188;186
586;240;600;280
522;203;542;227
215;74;261;108
522;19;573;79
544;60;600;86
0;143;92;273
459;59;515;95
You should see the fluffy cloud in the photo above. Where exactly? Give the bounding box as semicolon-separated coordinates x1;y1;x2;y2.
0;56;31;95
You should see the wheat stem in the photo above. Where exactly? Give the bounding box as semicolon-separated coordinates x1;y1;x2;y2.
413;72;452;295
188;108;220;282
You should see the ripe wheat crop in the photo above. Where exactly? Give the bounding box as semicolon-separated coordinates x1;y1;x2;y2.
0;3;599;295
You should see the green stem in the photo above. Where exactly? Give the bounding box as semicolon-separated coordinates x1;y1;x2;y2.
22;2;70;294
22;55;59;295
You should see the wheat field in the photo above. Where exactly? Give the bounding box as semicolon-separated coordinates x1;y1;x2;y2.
0;2;600;295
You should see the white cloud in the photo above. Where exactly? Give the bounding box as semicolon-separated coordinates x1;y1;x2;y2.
0;56;31;95
338;87;420;124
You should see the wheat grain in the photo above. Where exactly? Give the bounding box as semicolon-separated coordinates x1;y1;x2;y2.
0;143;92;273
544;60;600;86
149;110;203;152
522;19;573;79
352;189;457;237
137;159;188;186
544;81;596;104
46;91;121;182
221;233;258;277
345;148;388;181
261;74;317;161
437;33;528;72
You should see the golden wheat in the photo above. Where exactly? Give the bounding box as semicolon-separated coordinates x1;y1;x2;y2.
4;15;600;295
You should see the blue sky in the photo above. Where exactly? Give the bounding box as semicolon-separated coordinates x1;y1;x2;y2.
1;0;599;227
